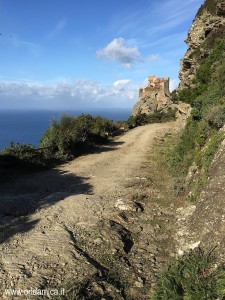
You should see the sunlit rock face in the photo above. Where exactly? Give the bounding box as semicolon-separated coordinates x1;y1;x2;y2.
178;0;225;90
132;76;173;116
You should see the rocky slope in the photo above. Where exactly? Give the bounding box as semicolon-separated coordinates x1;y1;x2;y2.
174;0;225;264
175;132;225;261
179;0;225;90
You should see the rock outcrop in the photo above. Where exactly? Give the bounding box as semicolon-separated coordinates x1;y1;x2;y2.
175;0;225;263
132;76;173;116
179;0;225;90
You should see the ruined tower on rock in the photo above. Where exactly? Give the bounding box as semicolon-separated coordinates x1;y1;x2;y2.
132;76;173;116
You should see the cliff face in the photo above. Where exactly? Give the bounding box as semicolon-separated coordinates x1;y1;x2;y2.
179;0;225;90
132;76;173;116
174;0;225;263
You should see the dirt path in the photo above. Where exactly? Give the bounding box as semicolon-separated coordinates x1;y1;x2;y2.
62;123;171;195
0;122;176;299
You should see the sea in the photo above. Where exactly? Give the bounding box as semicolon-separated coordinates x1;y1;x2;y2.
0;108;131;150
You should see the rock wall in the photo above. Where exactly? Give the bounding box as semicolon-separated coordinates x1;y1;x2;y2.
179;0;225;90
175;0;225;261
132;76;173;116
175;128;225;263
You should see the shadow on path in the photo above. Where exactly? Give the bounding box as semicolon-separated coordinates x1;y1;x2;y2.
0;168;92;243
0;139;125;243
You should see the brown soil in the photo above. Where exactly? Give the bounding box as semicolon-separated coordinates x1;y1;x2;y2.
0;122;177;300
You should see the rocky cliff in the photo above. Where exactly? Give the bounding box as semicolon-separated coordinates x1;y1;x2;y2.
132;76;173;116
173;0;225;265
179;0;225;90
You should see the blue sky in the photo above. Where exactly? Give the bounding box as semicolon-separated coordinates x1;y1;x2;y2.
0;0;204;110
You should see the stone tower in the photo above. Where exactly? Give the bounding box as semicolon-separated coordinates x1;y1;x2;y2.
132;76;172;116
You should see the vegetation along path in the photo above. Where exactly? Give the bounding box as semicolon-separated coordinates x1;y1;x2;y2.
0;121;178;299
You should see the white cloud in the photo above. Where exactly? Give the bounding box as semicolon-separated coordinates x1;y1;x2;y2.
97;38;141;68
113;79;131;89
169;78;180;92
112;80;138;99
0;77;182;109
0;79;139;109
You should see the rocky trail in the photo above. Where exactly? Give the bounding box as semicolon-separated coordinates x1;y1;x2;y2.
0;122;178;299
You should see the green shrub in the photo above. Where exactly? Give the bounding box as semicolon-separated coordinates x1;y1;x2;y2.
196;0;219;17
126;113;149;128
178;88;196;105
196;38;225;87
191;107;202;121
178;39;225;107
0;143;52;169
151;247;225;300
171;90;179;104
40;114;118;161
177;85;206;106
92;116;116;136
126;109;177;129
40;115;78;160
168;37;225;184
216;61;225;97
204;105;225;129
166;120;199;176
197;130;224;175
0;114;124;170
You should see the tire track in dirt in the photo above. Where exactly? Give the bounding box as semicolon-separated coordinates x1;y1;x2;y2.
0;122;176;298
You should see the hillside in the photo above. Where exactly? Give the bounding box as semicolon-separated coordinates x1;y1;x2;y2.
154;0;225;298
171;0;225;265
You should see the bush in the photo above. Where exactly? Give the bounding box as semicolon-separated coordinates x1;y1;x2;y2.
126;113;149;128
216;60;225;98
0;114;121;171
40;114;118;161
178;39;225;107
126;109;177;129
0;113;125;171
151;247;225;300
40;115;78;160
197;130;224;175
196;38;225;87
0;143;52;169
204;105;225;129
177;85;206;106
171;90;179;104
166;120;199;176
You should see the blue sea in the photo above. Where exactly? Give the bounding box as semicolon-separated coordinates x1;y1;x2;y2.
0;108;131;150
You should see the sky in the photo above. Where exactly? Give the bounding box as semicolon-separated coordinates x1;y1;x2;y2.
0;0;205;110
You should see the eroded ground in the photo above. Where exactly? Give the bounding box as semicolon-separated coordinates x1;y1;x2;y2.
0;122;180;299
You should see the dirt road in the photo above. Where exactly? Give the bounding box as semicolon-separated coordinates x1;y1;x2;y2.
0;122;176;299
